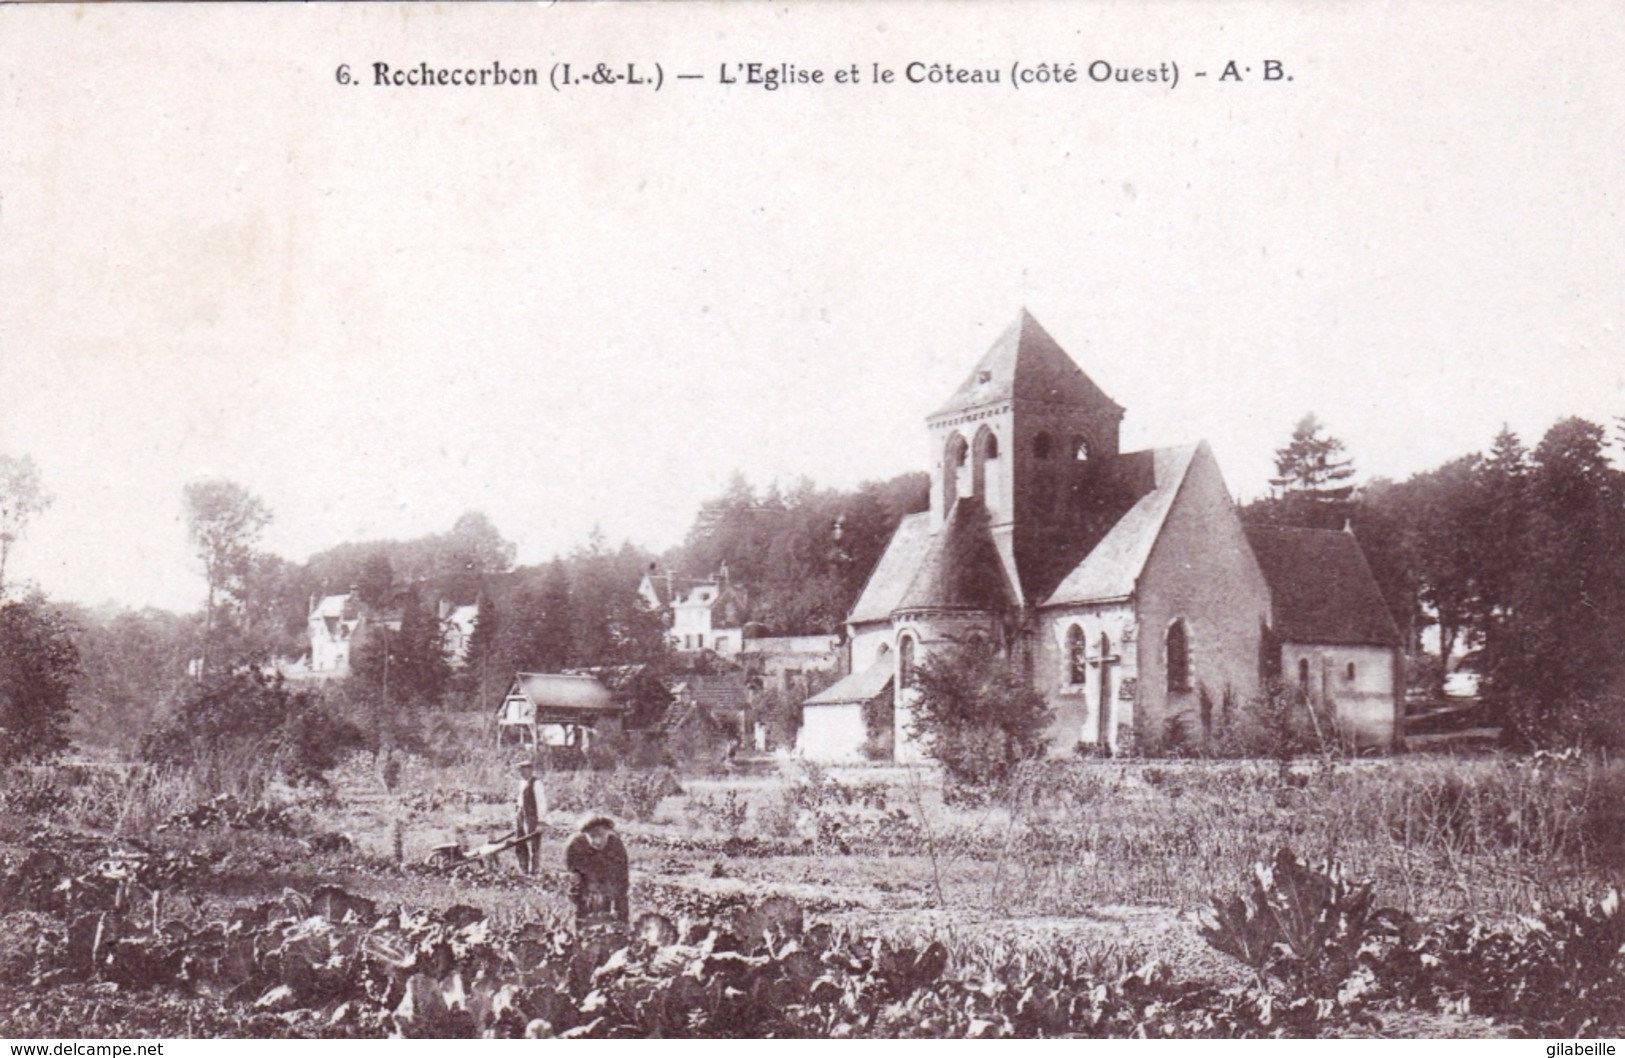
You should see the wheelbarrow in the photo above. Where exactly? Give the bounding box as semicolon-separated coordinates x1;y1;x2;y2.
425;827;543;870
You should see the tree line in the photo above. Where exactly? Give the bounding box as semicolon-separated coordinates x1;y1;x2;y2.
3;409;1622;768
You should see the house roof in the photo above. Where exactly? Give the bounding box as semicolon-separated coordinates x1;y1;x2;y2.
848;511;935;625
674;674;751;712
806;653;895;706
1042;443;1201;607
896;497;1017;613
503;672;622;716
311;593;356;619
1245;526;1401;647
931;310;1123;420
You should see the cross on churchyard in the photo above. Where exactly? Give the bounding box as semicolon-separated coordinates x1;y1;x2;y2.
1085;631;1121;753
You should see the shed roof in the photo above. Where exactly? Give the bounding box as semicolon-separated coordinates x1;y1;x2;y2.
503;672;622;716
1245;526;1401;647
674;674;751;712
806;653;895;706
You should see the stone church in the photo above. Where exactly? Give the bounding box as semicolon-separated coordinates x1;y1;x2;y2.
800;310;1401;761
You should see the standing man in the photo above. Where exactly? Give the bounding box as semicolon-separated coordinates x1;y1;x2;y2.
514;760;546;875
565;815;630;926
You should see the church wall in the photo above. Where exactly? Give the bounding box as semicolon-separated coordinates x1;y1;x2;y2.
1034;603;1137;755
1134;446;1271;753
1282;643;1402;750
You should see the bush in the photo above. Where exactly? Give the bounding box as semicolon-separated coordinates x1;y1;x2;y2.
142;671;366;787
908;640;1052;786
0;596;79;764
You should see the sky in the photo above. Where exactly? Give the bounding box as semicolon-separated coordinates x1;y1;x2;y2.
1;2;1621;614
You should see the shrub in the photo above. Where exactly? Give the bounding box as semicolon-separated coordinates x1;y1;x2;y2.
908;640;1052;786
142;671;365;788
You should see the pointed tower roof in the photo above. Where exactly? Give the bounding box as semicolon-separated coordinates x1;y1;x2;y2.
930;309;1123;420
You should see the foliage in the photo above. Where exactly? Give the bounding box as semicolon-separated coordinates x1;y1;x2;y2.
348;586;453;712
678;472;930;636
183;479;273;678
141;670;365;786
1483;419;1625;749
0;595;80;764
546;768;684;824
1251;413;1357;530
0;452;51;598
908;639;1053;786
1200;848;1383;993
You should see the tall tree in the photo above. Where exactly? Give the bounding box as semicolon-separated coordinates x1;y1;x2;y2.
183;479;272;678
1250;414;1359;531
0;454;50;599
68;605;196;757
0;595;80;763
440;511;516;599
1484;418;1625;748
349;586;453;712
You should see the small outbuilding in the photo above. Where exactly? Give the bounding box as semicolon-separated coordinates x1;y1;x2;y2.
798;651;895;762
496;672;625;749
1246;525;1404;750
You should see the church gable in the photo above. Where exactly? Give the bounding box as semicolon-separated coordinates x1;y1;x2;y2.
1131;443;1273;751
1041;444;1198;607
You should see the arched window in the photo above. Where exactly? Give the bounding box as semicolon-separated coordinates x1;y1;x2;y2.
1074;436;1091;462
1033;432;1053;460
949;435;969;468
1298;657;1310;687
1345;662;1356;681
1066;624;1087;685
980;432;999;460
1166;620;1191;693
898;634;917;688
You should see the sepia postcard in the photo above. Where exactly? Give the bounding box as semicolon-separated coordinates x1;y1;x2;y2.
1;0;1623;1043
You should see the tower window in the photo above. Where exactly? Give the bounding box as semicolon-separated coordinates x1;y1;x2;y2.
1074;436;1091;462
1346;662;1356;681
1033;432;1052;460
1298;657;1310;686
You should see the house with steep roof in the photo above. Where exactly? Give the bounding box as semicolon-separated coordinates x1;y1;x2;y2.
801;310;1399;761
438;599;480;667
638;566;749;656
307;593;365;676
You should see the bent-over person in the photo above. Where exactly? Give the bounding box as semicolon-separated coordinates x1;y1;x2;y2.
565;814;629;926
